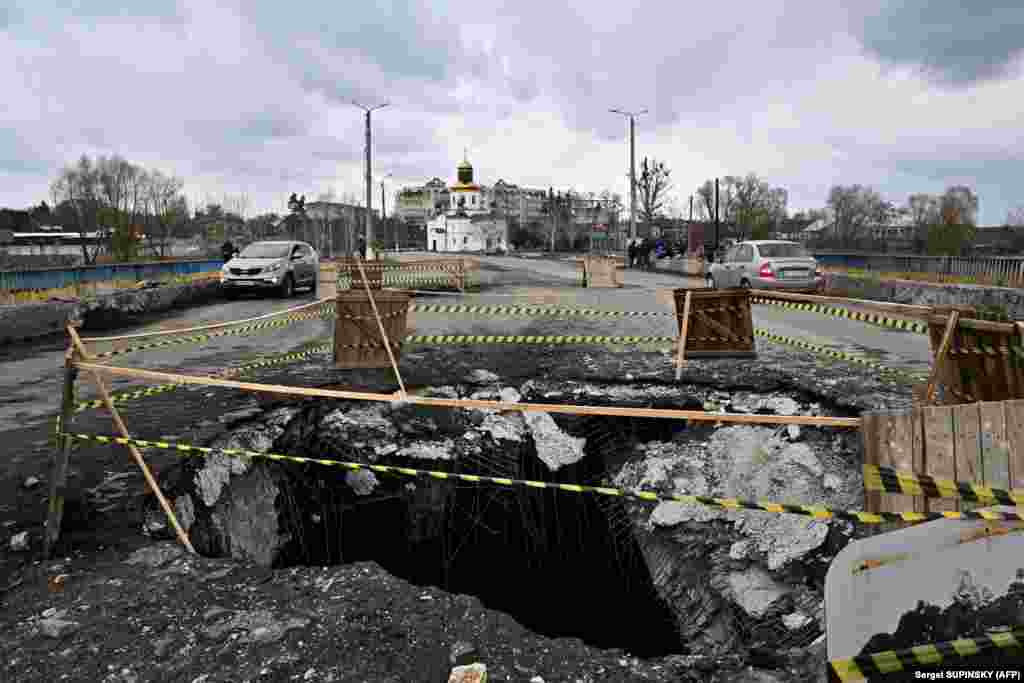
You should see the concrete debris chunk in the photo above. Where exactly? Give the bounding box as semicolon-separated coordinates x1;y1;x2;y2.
345;469;379;496
448;663;488;683
23;476;41;489
9;531;29;552
783;611;812;630
124;543;184;569
449;640;478;666
762;396;801;416
397;439;455;460
525;412;585;471
727;568;790;618
202;609;310;644
39;618;80;639
466;369;500;385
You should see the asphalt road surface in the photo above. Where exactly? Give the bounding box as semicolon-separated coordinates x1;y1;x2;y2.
0;254;931;434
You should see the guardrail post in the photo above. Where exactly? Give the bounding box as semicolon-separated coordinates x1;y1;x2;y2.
43;352;79;558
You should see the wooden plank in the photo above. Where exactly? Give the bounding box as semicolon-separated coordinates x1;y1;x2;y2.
880;410;916;513
43;357;78;558
979;401;1010;493
922;405;958;513
1004;399;1024;494
73;360;862;427
752;290;932;317
860;412;884;515
911;407;926;513
80;297;329;343
952;403;982;512
675;290;692;381
926;311;959;404
67;327;196;555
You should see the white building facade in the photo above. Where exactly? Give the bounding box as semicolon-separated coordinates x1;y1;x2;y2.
426;156;509;253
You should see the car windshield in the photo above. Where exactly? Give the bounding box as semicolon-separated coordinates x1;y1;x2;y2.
757;243;809;258
239;243;290;259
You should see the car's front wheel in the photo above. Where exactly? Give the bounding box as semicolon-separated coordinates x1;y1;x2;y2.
279;274;294;298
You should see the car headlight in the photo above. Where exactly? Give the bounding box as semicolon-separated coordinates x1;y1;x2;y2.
265;263;281;273
221;264;229;273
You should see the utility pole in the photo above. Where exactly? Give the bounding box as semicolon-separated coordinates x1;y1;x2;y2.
353;100;389;260
714;178;720;257
380;172;393;251
609;108;647;245
689;195;693;221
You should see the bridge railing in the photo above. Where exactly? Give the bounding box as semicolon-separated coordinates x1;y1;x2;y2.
0;259;225;293
811;252;1024;283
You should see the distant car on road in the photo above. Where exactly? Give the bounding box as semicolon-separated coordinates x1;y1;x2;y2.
705;240;822;292
220;240;319;299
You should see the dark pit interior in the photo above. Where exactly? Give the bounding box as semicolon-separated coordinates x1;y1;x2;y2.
275;412;697;658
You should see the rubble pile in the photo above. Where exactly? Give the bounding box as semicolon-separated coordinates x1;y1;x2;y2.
144;369;863;678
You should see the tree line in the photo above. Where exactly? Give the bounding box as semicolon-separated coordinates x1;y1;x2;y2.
634;159;1023;256
9;154;312;264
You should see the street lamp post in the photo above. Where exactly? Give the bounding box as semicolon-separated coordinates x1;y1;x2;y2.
353;100;389;260
609;108;647;247
380;172;393;253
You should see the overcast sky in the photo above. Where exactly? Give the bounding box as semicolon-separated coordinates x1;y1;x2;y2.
2;0;1022;224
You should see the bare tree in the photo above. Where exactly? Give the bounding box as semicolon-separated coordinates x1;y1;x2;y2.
146;170;186;257
50;155;104;264
636;157;672;228
826;185;889;248
940;185;979;227
907;193;939;250
927;185;979;256
728;173;787;240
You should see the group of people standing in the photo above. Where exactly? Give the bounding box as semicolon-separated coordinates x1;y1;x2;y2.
626;237;655;270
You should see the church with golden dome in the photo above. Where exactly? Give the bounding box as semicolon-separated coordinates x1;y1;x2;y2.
425;153;509;252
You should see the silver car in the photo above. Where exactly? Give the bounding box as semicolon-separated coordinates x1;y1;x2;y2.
705;240;822;291
220;240;319;299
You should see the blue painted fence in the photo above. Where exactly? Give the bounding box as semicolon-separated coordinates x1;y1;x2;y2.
0;259;224;292
809;253;871;269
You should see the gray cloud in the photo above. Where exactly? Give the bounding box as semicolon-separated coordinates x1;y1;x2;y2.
0;1;1021;225
853;1;1024;86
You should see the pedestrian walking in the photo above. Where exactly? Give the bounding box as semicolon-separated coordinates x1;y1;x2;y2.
221;240;235;263
627;239;637;268
640;237;652;270
357;236;367;260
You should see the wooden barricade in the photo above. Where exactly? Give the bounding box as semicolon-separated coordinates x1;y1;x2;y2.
671;287;757;359
580;255;623;288
336;258;385;289
862;400;1024;514
925;305;1024;404
335;258;472;291
334;290;410;369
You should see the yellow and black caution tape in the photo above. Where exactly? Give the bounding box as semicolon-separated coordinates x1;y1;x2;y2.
828;627;1023;682
74;344;332;413
403;334;678;346
408;303;674;318
864;464;1024;507
753;329;929;383
92;306;334;359
61;432;1024;524
751;296;929;335
948;343;1024;359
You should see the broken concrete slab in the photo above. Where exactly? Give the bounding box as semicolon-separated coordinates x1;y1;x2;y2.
727;568;791;619
524;412;586;471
